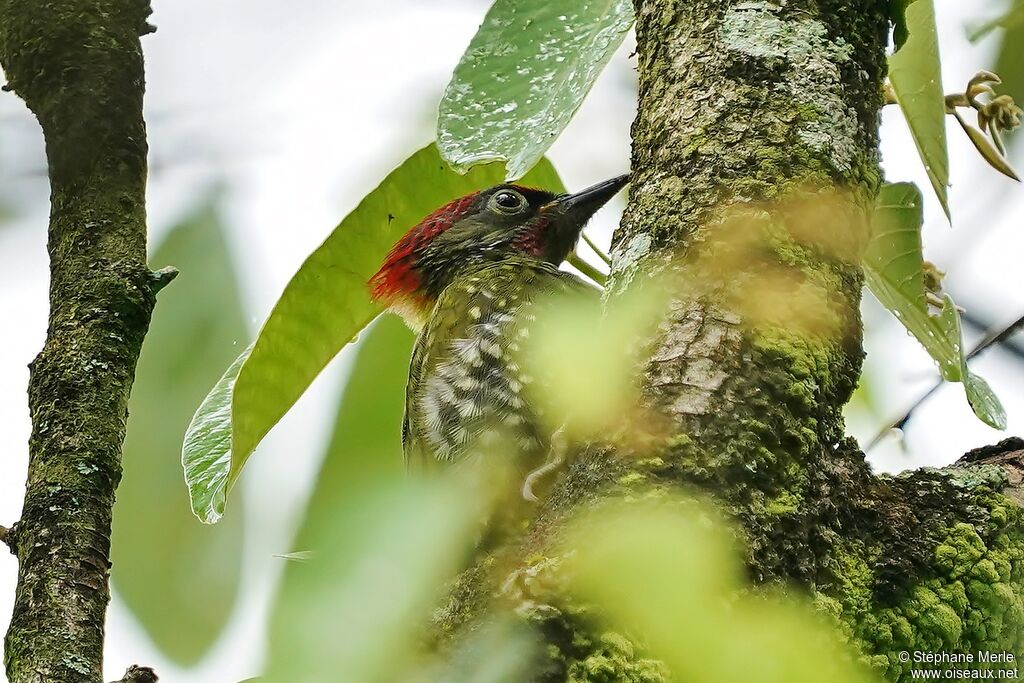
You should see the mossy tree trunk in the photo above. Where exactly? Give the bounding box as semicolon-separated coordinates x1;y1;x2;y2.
437;1;1024;680
0;1;165;680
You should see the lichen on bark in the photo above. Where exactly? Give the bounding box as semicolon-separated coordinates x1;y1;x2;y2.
0;1;162;680
432;1;1024;682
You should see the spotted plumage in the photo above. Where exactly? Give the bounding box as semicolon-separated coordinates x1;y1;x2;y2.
404;260;591;470
369;175;629;478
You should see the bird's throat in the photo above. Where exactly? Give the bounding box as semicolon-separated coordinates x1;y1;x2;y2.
384;291;433;332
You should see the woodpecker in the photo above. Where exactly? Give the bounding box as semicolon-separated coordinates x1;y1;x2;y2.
369;175;629;487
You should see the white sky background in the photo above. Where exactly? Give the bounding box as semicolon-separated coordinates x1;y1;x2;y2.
0;0;1021;679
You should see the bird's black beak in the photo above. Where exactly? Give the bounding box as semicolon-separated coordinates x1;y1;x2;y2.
543;174;630;221
535;174;629;265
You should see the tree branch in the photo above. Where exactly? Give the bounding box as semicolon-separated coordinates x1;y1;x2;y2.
0;1;163;680
433;2;1024;681
963;308;1024;362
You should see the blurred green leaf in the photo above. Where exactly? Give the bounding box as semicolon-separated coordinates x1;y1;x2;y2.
274;319;540;682
888;0;950;221
864;183;1006;429
265;475;480;683
967;2;1024;42
291;315;414;549
438;0;633;180
183;143;565;524
992;8;1024;155
266;317;528;680
936;297;1007;429
414;620;537;683
522;277;665;441
567;499;879;683
112;205;247;664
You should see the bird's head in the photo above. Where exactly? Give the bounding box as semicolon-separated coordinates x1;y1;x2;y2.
369;174;628;328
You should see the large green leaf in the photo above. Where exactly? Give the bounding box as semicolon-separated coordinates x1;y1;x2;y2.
264;474;480;682
266;318;526;681
420;622;537;683
112;205;247;664
274;320;544;681
291;315;413;550
183;143;565;523
567;499;878;683
864;183;1006;429
887;0;950;221
438;0;633;180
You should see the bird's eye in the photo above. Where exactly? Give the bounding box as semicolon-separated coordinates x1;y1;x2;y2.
490;190;525;214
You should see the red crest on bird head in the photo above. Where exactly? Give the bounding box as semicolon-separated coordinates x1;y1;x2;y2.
369;191;480;306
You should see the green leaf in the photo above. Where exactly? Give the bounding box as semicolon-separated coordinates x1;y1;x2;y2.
967;2;1024;42
265;475;480;682
864;183;1006;429
183;344;251;522
420;620;537;683
183;143;565;523
438;0;634;180
992;8;1024;154
936;297;1007;429
887;0;950;221
567;499;878;683
265;318;487;681
112;205;247;664
291;315;414;550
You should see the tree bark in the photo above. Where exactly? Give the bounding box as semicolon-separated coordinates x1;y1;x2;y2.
0;1;164;680
435;1;1024;681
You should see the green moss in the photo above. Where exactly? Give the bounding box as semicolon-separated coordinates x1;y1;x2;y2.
947;464;1008;491
564;632;669;683
618;472;647;487
766;488;802;515
827;541;876;612
941;523;987;579
635;457;666;470
818;489;1024;681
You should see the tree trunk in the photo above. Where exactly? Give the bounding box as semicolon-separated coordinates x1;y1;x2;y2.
0;1;164;680
435;1;1024;680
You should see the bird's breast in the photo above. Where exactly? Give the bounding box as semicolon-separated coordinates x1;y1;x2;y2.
410;282;545;466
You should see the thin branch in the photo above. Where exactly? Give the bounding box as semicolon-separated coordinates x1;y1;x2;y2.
868;310;1024;450
963;310;1024;358
962;308;1024;363
581;231;612;267
567;251;608;287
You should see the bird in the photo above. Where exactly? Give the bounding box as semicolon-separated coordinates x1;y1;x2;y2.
369;174;629;496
